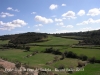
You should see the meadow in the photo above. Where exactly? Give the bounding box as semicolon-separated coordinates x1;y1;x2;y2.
29;35;79;45
0;35;100;75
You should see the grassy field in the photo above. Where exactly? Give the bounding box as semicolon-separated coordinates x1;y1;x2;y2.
67;48;100;60
0;40;9;44
0;35;100;75
29;35;79;45
30;46;100;60
0;49;78;69
72;63;100;75
0;49;80;75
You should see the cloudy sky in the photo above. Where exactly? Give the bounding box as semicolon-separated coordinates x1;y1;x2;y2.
0;0;100;35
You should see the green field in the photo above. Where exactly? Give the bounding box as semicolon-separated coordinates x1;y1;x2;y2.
29;35;79;45
30;46;100;60
0;35;100;75
67;48;100;60
0;40;9;44
72;63;100;75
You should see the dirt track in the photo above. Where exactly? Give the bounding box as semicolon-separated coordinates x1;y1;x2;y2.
0;59;15;69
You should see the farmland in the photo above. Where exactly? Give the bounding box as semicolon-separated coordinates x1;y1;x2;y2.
0;35;100;75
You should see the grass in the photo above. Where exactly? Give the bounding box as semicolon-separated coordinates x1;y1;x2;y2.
0;35;100;75
0;49;57;67
0;40;9;44
0;49;80;75
29;35;79;45
67;48;100;60
30;46;47;52
72;63;100;75
52;58;78;68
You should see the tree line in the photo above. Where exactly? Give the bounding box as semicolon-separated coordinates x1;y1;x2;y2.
53;29;100;45
0;32;48;44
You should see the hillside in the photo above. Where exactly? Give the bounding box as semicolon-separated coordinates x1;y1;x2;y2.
0;30;100;75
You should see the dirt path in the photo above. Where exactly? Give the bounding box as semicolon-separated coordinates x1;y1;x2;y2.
0;59;15;69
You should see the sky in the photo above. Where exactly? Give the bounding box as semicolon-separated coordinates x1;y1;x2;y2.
0;0;100;35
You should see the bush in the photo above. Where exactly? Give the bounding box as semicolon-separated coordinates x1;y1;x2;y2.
52;49;62;55
44;48;62;55
79;54;88;61
95;60;100;63
44;47;53;53
64;51;77;58
15;62;21;69
25;46;30;51
89;57;96;64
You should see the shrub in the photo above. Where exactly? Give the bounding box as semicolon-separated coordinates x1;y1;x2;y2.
44;48;62;55
25;46;30;51
89;57;96;64
15;62;21;69
65;51;77;58
52;49;62;55
79;54;88;61
44;47;53;53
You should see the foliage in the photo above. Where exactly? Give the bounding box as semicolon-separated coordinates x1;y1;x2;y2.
44;47;62;55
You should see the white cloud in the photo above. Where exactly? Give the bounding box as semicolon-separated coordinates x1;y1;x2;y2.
7;7;20;12
76;18;100;25
55;18;62;22
77;10;85;16
35;24;43;27
87;8;100;16
0;15;6;18
62;11;76;19
31;12;36;14
56;22;64;26
62;4;66;6
0;12;14;18
0;19;27;30
7;7;13;10
49;4;58;10
35;15;53;24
